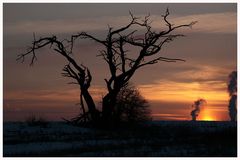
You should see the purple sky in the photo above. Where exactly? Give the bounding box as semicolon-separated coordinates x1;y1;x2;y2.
3;3;237;121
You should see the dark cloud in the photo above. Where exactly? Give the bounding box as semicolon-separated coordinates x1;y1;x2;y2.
4;3;236;23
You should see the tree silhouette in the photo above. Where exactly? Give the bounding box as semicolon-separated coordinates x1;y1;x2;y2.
17;9;196;126
227;71;237;122
114;83;151;123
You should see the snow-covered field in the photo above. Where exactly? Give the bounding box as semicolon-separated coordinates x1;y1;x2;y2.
3;121;237;157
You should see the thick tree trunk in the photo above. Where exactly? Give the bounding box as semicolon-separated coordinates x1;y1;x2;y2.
81;89;100;122
79;92;87;122
102;94;113;123
102;93;117;124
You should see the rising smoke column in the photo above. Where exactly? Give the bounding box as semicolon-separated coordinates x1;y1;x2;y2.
227;71;237;122
190;99;207;121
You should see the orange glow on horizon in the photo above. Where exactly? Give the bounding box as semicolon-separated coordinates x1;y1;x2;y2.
5;75;230;121
198;108;217;121
139;81;228;103
138;79;229;121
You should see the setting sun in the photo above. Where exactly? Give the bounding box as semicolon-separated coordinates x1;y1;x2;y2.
201;115;215;121
198;109;216;121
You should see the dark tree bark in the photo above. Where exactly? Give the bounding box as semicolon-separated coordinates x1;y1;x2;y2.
17;9;196;126
17;35;99;123
71;9;196;124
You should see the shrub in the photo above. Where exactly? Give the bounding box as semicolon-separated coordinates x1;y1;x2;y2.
114;83;152;123
25;115;49;127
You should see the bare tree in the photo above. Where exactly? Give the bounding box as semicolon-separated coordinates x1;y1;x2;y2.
227;71;237;122
17;9;196;126
17;35;100;124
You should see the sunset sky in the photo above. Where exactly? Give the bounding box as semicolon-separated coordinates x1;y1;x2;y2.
3;3;237;121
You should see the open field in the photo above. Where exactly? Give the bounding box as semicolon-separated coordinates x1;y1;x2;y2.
3;121;237;157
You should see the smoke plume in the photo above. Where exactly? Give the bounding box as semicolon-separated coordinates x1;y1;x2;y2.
190;99;207;121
